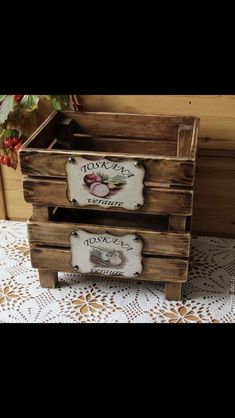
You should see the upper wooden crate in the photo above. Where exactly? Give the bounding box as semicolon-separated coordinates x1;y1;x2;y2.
20;111;199;216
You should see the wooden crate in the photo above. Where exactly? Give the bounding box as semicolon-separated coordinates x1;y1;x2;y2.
19;111;199;300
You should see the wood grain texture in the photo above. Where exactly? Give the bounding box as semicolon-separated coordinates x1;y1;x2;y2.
32;205;49;222
73;135;178;156
28;220;190;257
38;269;58;288
30;246;189;283
1;165;32;220
65;111;195;139
23;178;193;216
165;282;182;300
0;167;7;220
21;111;59;149
79;95;235;141
177;125;194;158
20;150;195;186
168;215;187;232
192;156;235;236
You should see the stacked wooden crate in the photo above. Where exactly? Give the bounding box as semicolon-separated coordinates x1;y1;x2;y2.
19;111;199;300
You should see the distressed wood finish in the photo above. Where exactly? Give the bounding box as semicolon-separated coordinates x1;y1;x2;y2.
30;246;189;283
32;205;49;222
32;205;58;288
21;111;60;149
19;110;198;299
165;282;182;301
79;95;235;141
64;111;195;140
168;215;187;232
74;134;177;156
177;125;194;158
20;150;195;186
23;177;193;216
0;167;7;220
38;269;58;289
28;220;190;257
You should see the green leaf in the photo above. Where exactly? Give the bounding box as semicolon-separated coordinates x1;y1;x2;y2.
110;175;127;185
0;95;15;124
20;95;40;111
0;95;7;102
50;98;62;110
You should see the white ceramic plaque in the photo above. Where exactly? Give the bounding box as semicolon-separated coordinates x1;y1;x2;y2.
70;230;143;278
66;157;145;210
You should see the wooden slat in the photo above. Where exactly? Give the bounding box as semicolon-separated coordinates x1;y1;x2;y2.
177;125;194;158
30;246;189;283
64;111;195;139
168;216;187;232
23;178;193;216
20;150;195;186
79;95;235;141
32;205;49;222
28;220;190;257
20;111;59;150
198;136;235;152
169;123;193;233
38;269;58;288
0;167;7;220
73;135;177;156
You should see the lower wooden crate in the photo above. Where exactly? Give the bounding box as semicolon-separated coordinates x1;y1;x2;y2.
27;208;190;288
28;209;191;257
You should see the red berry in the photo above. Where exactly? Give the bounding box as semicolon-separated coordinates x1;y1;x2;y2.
14;95;24;103
0;156;4;164
12;137;19;145
4;139;10;147
2;156;9;165
14;141;22;151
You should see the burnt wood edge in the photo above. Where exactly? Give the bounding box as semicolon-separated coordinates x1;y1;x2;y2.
29;245;189;283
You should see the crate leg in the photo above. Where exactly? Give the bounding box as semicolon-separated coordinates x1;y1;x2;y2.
165;282;182;301
32;205;59;289
38;269;58;288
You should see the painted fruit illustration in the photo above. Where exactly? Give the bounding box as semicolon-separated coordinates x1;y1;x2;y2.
90;246;128;269
109;251;122;266
90;183;110;197
84;172;102;186
83;171;126;198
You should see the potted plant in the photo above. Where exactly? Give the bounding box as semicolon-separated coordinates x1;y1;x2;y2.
0;95;81;169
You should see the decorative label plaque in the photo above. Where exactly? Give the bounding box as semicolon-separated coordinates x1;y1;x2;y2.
66;157;145;210
70;230;143;278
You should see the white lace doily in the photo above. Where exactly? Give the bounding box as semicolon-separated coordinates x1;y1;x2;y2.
0;221;234;323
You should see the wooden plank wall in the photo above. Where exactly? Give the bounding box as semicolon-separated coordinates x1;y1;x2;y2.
1;95;235;237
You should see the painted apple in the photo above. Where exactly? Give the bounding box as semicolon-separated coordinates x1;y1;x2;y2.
84;173;102;186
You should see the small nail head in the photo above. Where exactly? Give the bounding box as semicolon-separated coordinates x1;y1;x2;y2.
73;265;79;271
68;157;76;164
70;198;77;205
133;272;140;277
134;161;140;167
133;235;139;242
71;231;78;237
135;203;141;208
